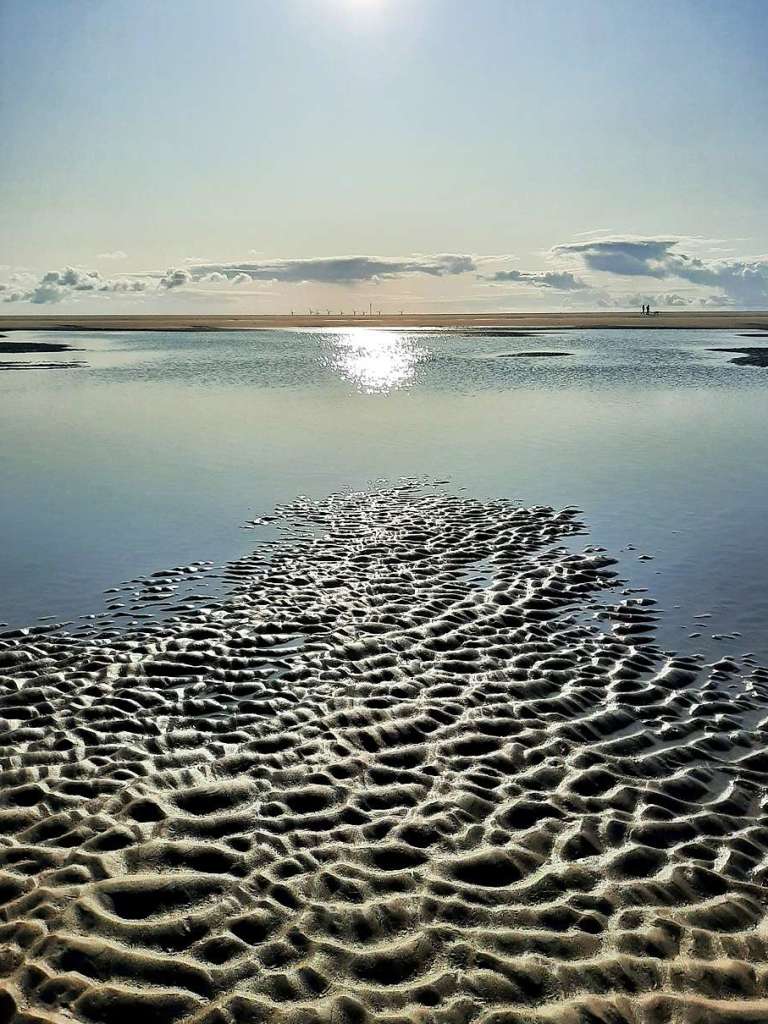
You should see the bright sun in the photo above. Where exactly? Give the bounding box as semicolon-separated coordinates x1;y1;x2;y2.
334;0;386;28
341;0;383;11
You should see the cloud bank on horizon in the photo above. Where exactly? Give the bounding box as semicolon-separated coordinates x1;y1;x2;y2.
487;269;588;291
3;237;767;309
0;266;149;305
552;238;768;307
161;255;477;288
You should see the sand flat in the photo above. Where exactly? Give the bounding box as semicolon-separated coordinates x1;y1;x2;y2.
709;347;768;367
2;483;768;1022
2;311;768;332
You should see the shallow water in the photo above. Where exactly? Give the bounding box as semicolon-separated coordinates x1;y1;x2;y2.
1;326;766;661
9;484;768;1021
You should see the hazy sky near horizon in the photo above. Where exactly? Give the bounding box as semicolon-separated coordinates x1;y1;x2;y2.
2;0;767;311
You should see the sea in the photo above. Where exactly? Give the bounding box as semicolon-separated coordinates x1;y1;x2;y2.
1;326;766;662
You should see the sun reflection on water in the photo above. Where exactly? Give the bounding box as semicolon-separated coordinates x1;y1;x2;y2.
329;329;423;393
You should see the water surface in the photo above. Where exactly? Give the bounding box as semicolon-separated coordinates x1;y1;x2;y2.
1;327;766;661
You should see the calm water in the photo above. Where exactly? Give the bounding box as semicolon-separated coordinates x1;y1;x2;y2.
1;327;766;661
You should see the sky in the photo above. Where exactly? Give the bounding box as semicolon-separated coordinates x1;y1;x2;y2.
1;0;767;312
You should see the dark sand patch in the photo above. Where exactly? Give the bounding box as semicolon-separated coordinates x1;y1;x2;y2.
0;361;87;371
0;340;87;371
710;347;768;367
446;329;540;338
0;341;81;353
2;483;768;1022
498;350;571;357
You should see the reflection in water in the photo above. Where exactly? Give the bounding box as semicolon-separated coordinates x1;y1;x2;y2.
328;330;423;393
2;327;768;664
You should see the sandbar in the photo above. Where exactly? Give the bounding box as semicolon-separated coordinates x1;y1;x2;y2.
2;483;768;1022
1;310;768;332
709;347;768;367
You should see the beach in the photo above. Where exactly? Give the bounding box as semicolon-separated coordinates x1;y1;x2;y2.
3;484;768;1022
2;327;768;1023
4;0;767;1016
2;310;768;333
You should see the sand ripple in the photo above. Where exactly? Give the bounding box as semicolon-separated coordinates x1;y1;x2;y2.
2;484;768;1023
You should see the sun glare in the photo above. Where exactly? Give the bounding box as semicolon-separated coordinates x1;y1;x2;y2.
337;0;385;20
329;330;421;394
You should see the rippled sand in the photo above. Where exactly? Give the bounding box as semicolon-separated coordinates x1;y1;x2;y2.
2;484;768;1023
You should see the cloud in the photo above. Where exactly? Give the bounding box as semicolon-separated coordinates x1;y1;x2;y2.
97;250;128;260
659;292;689;307
598;290;696;309
553;237;675;275
6;242;766;309
3;254;479;304
553;236;768;306
159;268;193;290
667;254;768;306
3;266;149;304
177;253;477;286
488;269;588;290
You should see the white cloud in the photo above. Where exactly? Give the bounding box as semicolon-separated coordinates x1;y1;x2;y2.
553;236;768;307
175;253;477;285
2;266;149;304
598;290;697;309
4;239;767;309
487;269;588;291
158;267;193;290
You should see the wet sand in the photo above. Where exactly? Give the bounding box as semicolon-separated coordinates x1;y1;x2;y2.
2;483;768;1023
2;311;768;332
500;351;571;358
710;347;768;367
0;342;79;353
0;340;86;371
0;362;87;371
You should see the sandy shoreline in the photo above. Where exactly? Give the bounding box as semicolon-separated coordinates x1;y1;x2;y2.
2;311;768;332
3;483;768;1022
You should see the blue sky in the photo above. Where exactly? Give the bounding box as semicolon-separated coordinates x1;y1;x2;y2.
2;0;767;311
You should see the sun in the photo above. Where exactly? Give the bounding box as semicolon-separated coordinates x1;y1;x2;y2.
338;0;385;14
329;0;389;34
